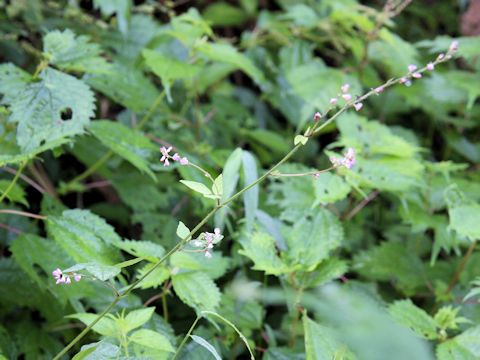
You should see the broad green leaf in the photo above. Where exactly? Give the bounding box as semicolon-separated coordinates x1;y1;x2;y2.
130;329;175;352
67;313;117;337
89;120;157;180
448;204;480;240
242;151;258;232
190;335;221;360
313;172;351;205
43;29;110;74
114;239;165;262
135;263;170;290
47;209;121;265
239;231;290;275
284;208;343;271
0;180;28;206
87;62;159;112
72;341;120;360
176;221;191;240
3;66;95;151
180;180;214;197
0;138;69;167
389;300;438;340
298;258;348;289
203;2;248;26
303;315;351;360
170;252;230;279
195;42;265;85
142;49;200;102
437;326;480;360
124;307;155;333
93;0;131;34
63;262;121;281
172;271;221;312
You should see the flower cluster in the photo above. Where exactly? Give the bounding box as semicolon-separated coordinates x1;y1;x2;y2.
330;148;356;169
191;228;223;258
329;83;364;112
52;268;81;285
160;146;188;167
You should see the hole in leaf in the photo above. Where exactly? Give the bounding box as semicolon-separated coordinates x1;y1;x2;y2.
60;107;73;121
40;140;46;146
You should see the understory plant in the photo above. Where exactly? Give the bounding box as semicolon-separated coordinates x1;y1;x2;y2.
1;1;479;359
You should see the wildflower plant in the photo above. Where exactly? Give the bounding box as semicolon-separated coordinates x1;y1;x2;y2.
0;2;479;360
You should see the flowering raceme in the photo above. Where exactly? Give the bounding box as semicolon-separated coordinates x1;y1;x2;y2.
330;148;356;169
191;228;223;258
52;268;81;285
160;146;188;166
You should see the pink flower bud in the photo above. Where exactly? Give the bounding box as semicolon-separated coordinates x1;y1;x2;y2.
74;274;82;282
374;86;384;94
426;62;434;71
449;40;458;53
408;64;417;72
330;98;338;105
313;112;322;121
412;72;422;79
341;84;350;93
354;102;363;111
179;157;189;165
437;53;445;61
342;94;352;101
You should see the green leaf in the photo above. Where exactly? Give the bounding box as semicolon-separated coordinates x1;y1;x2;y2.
0;138;70;167
172;271;221;312
176;221;191;241
239;231;290;275
313;172;351;205
294;135;308;146
242;151;258;232
63;262;121;281
93;0;131;34
284;208;343;271
448;203;480;240
212;174;223;198
124;307;155;333
190;335;221;360
0;180;28;206
299;258;348;289
72;341;119;360
47;209;121;265
170;251;230;280
114;239;165;262
89;120;157;180
195;42;265;85
303;315;351;360
4;66;95;151
203;2;248;26
43;29;110;74
389;300;438;340
180;180;214;197
142;49;201;102
130;329;175;352
437;326;480;360
67;314;117;338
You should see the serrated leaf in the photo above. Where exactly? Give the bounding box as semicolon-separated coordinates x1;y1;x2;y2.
130;329;175;352
190;335;221;360
4;67;95;151
437;326;480;360
115;240;165;262
239;231;290;275
389;300;438;340
448;204;480;240
63;262;120;281
142;49;201;102
89;120;157;180
47;209;121;265
135;263;170;290
284;208;343;271
0;179;28;206
299;258;348;289
0;138;70;167
72;341;120;360
43;29;110;74
172;271;221;312
170;252;230;279
180;180;213;197
124;307;155;333
67;313;117;337
313;172;351;205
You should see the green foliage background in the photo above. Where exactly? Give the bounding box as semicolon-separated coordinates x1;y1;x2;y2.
0;0;479;359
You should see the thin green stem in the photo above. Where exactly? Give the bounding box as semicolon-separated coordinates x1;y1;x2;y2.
445;240;478;294
137;92;165;130
172;315;202;360
0;161;27;204
271;166;336;177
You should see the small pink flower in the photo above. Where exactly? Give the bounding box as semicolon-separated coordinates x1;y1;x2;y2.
426;62;434;71
408;64;417;72
330;98;338;105
179;157;189;165
449;40;458;53
342;94;352;101
52;268;62;280
160;146;172;166
354;102;363;111
341;83;350;93
172;153;181;162
205;251;212;258
374;86;384;94
313;112;322;121
412;72;422;79
74;274;82;282
64;276;71;284
342;148;356;169
437;53;445;61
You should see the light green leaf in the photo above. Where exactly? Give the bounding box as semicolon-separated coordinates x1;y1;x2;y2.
114;240;165;262
172;271;221;312
124;307;155;333
313;172;351;205
285;208;343;271
437;326;480;360
47;209;121;265
89;120;157;180
93;0;131;34
135;263;170;290
294;135;308;146
43;29;110;74
72;341;120;360
190;335;222;360
130;329;175;352
176;221;191;240
0;138;70;167
180;180;213;197
63;262;120;281
67;313;117;337
239;231;290;275
0;180;28;206
212;174;223;198
3;66;95;151
171;252;230;280
448;204;480;240
203;2;248;26
389;300;438;340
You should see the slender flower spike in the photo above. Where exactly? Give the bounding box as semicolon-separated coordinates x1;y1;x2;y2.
160;147;188;167
342;94;352;101
189;228;223;259
330;148;356;169
52;268;81;285
427;62;435;71
354;102;363;111
341;83;350;93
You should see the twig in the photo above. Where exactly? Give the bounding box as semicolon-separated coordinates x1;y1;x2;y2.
0;209;47;220
2;167;46;194
445;240;478;294
344;190;380;220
